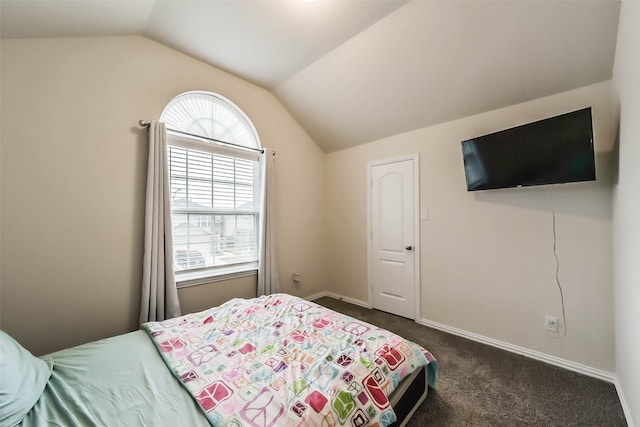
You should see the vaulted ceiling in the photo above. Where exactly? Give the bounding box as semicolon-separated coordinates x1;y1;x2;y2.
0;0;621;152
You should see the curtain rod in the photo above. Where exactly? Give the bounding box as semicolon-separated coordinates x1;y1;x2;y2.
138;120;268;155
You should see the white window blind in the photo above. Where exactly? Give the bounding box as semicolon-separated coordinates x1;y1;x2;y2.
168;134;260;276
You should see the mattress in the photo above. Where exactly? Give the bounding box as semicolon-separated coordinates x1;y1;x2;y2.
21;294;436;426
143;293;437;426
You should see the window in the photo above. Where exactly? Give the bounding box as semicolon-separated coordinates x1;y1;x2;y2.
161;92;261;283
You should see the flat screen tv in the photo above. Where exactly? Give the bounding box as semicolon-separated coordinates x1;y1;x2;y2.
461;107;595;191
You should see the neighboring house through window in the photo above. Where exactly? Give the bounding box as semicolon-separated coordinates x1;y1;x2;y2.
160;91;261;285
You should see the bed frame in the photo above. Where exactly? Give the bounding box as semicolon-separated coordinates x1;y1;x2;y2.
389;365;428;427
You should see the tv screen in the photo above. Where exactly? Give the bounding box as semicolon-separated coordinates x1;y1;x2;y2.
461;107;595;191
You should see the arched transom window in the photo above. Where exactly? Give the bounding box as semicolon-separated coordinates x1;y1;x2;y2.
160;92;262;283
161;91;260;149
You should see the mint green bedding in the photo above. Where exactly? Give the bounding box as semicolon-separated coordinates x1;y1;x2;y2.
20;331;210;427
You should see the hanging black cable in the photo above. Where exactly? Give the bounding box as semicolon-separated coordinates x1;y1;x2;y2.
551;185;567;337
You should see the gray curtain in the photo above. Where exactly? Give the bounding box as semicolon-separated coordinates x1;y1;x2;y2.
140;121;181;324
257;148;280;296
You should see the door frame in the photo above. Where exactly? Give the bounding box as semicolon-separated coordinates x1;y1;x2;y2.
366;154;421;321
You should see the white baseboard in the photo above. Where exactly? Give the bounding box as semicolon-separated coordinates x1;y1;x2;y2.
308;293;614;381
304;291;371;309
417;317;615;383
305;293;632;425
614;375;636;427
302;291;330;302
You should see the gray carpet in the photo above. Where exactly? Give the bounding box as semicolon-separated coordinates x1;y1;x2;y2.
314;297;627;427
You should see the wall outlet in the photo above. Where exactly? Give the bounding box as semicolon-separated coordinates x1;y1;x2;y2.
545;315;559;332
292;273;302;287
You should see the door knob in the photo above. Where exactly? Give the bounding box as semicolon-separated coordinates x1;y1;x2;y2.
405;245;413;251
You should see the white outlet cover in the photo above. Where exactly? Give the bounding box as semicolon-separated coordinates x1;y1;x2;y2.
545;315;559;332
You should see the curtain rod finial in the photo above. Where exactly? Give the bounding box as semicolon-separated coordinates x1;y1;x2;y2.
139;119;151;127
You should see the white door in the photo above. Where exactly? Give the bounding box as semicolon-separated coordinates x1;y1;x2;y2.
369;156;418;319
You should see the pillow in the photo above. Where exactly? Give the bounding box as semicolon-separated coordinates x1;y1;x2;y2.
0;330;52;427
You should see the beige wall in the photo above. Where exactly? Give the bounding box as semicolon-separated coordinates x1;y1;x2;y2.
612;1;640;424
0;36;327;355
178;276;257;315
326;81;616;372
0;34;622;384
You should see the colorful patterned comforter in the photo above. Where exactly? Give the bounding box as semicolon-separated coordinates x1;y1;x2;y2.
142;293;437;427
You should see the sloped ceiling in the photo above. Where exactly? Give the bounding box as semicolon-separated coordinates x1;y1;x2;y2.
0;0;620;152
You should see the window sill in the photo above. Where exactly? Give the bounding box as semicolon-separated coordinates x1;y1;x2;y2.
176;265;258;289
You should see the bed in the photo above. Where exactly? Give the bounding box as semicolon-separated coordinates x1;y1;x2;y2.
3;293;437;427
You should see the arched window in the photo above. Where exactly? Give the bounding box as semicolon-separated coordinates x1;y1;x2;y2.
160;92;261;283
161;91;260;149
